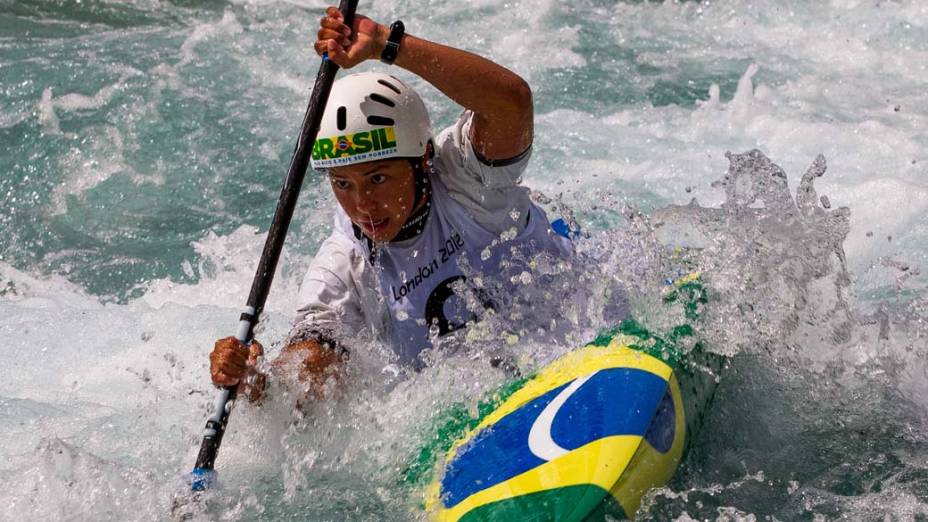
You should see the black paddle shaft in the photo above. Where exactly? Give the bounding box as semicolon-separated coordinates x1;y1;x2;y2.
192;0;360;475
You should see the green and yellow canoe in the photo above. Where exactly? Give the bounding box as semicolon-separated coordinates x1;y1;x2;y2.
409;275;721;521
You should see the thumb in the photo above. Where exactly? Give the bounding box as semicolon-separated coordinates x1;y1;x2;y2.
343;22;379;64
248;340;264;364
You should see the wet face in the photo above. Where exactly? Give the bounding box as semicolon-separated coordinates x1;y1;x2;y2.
328;158;418;242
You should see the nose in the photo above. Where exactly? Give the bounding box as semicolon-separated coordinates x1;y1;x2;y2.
354;188;377;214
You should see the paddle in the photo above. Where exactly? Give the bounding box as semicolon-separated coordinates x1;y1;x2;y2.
172;0;359;515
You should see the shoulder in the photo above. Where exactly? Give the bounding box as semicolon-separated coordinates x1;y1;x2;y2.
289;230;373;347
308;230;358;272
300;229;366;296
434;110;533;189
430;111;534;235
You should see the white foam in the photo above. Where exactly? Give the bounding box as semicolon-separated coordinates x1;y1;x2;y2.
535;59;927;280
178;11;244;69
138;224;305;314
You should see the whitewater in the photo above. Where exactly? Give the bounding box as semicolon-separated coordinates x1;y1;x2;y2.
1;0;926;520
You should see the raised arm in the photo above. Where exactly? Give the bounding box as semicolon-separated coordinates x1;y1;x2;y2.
315;6;533;161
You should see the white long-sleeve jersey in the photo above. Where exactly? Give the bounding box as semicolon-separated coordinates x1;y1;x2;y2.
289;111;574;367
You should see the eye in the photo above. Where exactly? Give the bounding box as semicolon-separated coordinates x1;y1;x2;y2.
331;178;351;190
370;173;387;185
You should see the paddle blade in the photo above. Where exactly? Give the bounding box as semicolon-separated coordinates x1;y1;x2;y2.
170;469;218;521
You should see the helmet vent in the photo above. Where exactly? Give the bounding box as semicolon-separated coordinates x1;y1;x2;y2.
370;93;396;107
367;115;395;126
336;106;347;131
377;79;401;94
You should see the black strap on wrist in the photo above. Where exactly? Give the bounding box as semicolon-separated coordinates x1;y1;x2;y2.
380;20;405;64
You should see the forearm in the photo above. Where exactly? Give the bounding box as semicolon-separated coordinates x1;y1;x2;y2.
385;30;531;119
239;370;268;403
272;339;346;399
317;8;533;159
372;26;533;158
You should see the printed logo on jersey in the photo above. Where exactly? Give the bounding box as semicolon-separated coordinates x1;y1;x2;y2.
423;275;495;337
391;232;465;301
312;127;398;167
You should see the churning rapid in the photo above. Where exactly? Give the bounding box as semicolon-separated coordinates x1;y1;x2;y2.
2;0;927;520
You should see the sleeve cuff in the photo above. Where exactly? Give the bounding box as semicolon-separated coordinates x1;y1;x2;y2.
290;328;349;356
472;144;533;167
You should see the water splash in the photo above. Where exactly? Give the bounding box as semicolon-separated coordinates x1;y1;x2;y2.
574;150;928;519
668;150;851;354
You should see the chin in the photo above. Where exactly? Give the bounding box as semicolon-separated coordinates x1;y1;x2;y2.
371;229;401;242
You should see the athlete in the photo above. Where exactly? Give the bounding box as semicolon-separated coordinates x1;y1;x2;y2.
209;6;576;402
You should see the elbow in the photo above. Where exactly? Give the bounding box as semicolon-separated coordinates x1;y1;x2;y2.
491;74;532;115
510;77;533;114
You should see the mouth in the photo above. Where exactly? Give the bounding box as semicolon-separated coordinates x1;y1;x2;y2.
358;217;390;236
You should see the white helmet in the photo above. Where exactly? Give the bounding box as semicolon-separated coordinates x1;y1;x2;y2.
311;72;433;169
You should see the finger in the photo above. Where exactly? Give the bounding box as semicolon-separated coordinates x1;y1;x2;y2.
212;349;247;370
209;349;234;368
213;336;236;352
218;355;248;373
342;39;369;65
213;366;246;385
213;345;247;366
317;26;350;44
230;339;250;358
325;6;343;21
320;15;351;36
248;341;264;361
317;28;351;48
216;336;249;359
213;370;240;387
326;39;349;65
